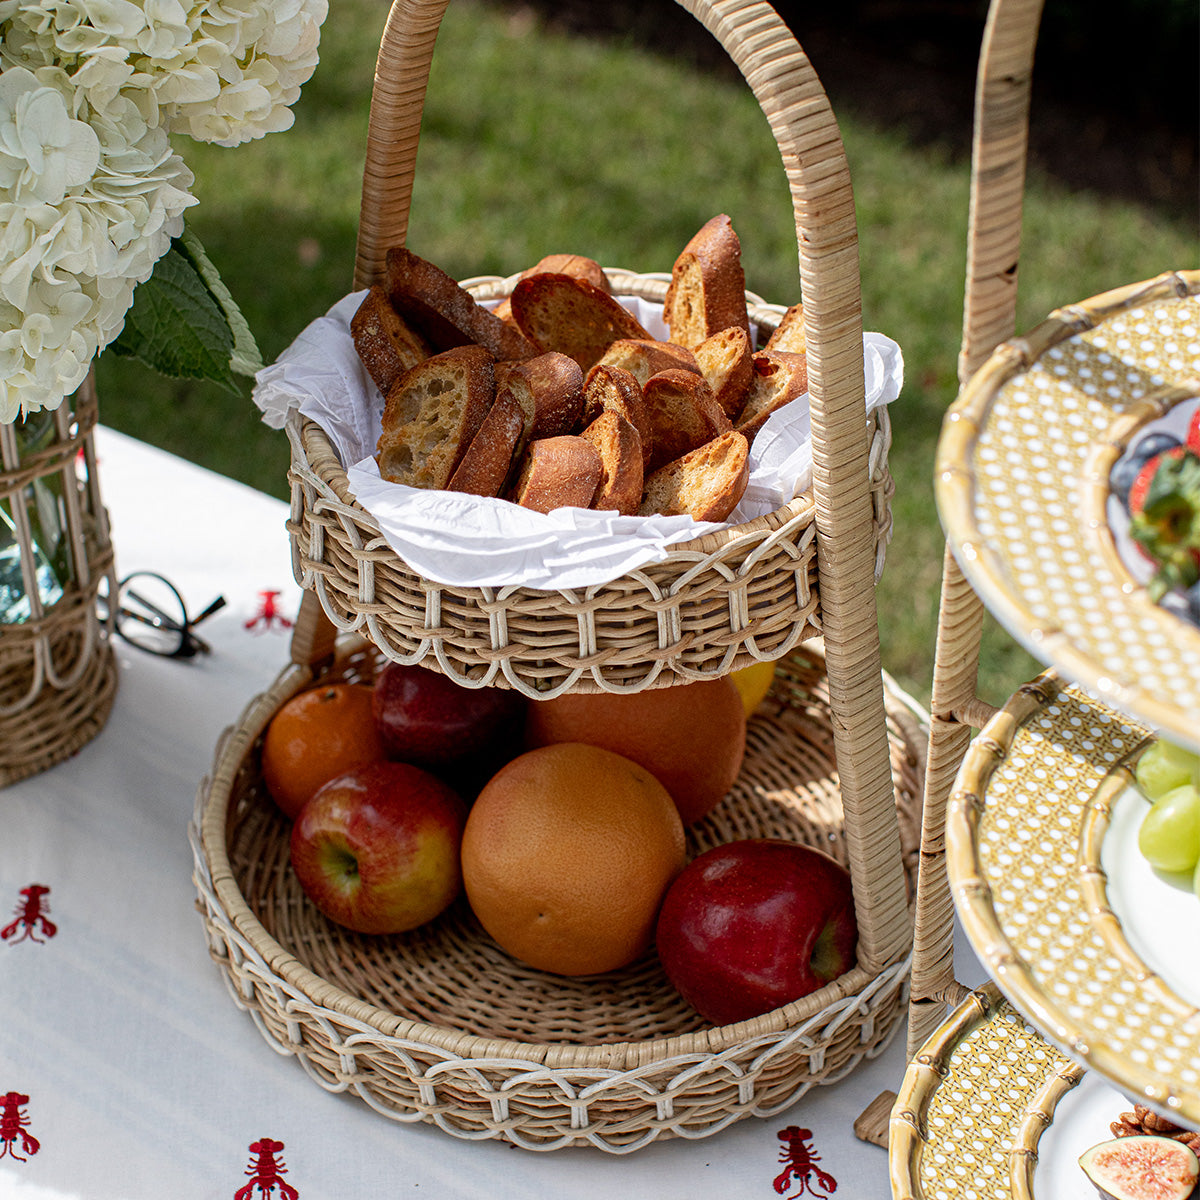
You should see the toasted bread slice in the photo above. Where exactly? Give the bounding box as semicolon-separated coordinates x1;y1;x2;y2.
447;388;525;497
579;411;643;516
376;345;496;490
508;435;603;514
493;254;611;323
581;364;652;468
693;326;753;420
763;303;807;354
350;286;433;395
508;273;653;372
641;368;731;474
594;338;700;387
494;352;585;447
639;431;750;523
385;246;536;361
735;350;809;443
662;214;750;350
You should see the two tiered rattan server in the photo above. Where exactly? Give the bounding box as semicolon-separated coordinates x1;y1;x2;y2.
191;0;927;1151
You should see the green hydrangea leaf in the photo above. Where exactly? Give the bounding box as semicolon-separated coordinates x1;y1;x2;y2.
107;230;262;392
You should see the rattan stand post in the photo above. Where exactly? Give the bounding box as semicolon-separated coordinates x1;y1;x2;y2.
193;0;929;1151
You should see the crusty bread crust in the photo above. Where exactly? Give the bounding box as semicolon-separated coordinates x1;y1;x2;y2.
448;388;525;497
693;326;753;420
581;364;652;468
594;338;700;387
735;349;809;443
350;286;432;395
386;246;536;361
509;273;653;372
641;369;731;474
495;352;585;446
493;254;611;323
662;215;750;351
376;345;496;490
509;435;603;514
580;410;643;516
638;430;749;522
763;303;807;354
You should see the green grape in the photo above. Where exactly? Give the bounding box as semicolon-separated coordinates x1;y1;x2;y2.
1134;739;1200;801
1138;783;1200;874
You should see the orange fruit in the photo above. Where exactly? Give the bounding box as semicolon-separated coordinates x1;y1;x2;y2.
261;682;386;819
460;743;686;975
524;676;746;825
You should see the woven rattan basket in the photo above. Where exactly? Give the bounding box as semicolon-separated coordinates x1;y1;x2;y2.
192;0;926;1152
284;0;895;701
193;631;926;1151
0;374;117;787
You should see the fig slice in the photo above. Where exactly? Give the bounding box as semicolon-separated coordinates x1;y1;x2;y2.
1079;1134;1200;1200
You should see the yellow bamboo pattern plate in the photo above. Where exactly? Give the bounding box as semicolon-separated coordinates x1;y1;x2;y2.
936;270;1200;752
947;671;1200;1129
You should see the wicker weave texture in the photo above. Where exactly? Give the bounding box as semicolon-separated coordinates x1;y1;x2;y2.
0;375;117;787
286;274;895;697
192;640;926;1151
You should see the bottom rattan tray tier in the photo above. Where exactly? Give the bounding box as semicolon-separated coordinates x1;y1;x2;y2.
191;641;925;1152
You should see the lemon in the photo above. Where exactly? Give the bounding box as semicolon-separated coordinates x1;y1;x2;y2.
731;660;776;717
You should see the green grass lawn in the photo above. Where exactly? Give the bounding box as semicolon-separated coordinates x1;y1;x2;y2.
93;0;1199;708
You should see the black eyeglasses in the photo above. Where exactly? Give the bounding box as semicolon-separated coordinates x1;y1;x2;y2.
105;572;226;659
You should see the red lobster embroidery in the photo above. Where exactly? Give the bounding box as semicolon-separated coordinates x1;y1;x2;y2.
235;1138;299;1199
774;1125;837;1198
244;590;293;634
0;1092;40;1161
2;885;56;945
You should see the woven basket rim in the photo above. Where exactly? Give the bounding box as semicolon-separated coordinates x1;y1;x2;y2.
294;268;824;570
194;640;927;1072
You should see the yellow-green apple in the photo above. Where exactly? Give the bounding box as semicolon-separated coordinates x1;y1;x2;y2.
289;760;467;934
372;662;524;789
654;838;857;1025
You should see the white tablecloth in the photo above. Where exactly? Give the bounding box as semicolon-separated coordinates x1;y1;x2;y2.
0;426;978;1199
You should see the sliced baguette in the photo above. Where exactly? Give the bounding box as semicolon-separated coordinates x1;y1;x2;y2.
386;246;536;361
508;273;653;372
581;364;652;468
641;368;731;474
735;350;809;443
579;411;643;516
763;303;807;354
350;286;433;395
376;345;496;490
594;338;700;387
447;388;525;497
508;435;603;514
493;254;611;323
638;431;750;523
662;214;750;350
494;352;585;446
693;326;753;420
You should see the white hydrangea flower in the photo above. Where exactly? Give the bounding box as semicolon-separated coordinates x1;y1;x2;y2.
0;0;325;419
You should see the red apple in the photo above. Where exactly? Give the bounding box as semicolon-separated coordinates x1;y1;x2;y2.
289;760;467;935
654;839;858;1026
372;663;523;784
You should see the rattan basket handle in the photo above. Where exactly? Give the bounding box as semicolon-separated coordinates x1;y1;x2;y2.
906;0;1045;1056
344;0;910;973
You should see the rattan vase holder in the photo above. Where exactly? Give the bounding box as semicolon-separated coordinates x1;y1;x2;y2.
193;0;927;1152
0;373;117;787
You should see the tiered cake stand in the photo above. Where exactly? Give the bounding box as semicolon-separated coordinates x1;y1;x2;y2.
890;0;1200;1193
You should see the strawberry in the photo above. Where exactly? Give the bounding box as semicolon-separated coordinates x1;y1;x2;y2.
1187;405;1200;455
1128;445;1200;600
